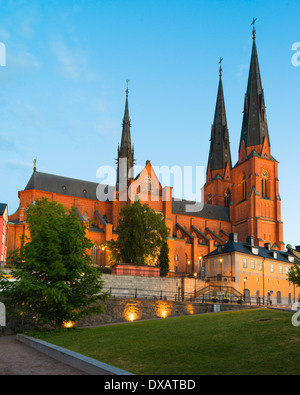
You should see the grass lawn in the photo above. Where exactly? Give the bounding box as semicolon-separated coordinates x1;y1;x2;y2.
31;309;300;375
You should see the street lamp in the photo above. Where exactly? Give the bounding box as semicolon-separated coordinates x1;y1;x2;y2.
243;276;247;300
220;258;223;280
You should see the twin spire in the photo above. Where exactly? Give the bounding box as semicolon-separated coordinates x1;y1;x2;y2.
239;19;270;155
117;20;269;190
207;57;232;181
207;18;269;181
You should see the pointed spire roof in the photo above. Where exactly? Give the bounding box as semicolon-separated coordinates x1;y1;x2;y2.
239;23;270;153
207;61;232;178
119;83;132;156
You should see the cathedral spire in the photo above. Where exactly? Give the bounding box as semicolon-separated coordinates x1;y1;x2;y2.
239;20;270;158
116;81;135;192
120;80;132;156
207;59;232;181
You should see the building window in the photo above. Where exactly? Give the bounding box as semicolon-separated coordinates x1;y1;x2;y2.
240;173;247;201
262;170;269;198
251;260;255;270
279;265;283;274
286;267;289;276
258;261;262;271
224;190;231;208
207;193;212;205
243;258;247;268
91;244;98;265
270;263;274;273
145;176;152;192
83;212;89;221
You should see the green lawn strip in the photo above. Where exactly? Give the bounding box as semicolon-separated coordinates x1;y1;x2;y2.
31;309;300;375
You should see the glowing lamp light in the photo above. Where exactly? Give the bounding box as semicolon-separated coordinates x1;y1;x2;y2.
128;313;137;322
160;309;168;319
63;321;75;329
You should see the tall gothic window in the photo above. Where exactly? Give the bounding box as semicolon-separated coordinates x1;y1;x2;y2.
91;244;98;265
241;173;247;201
224;189;231;207
207;193;212;205
262;170;269;198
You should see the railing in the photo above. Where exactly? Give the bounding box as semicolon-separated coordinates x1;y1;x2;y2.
206;275;236;282
98;267;202;279
102;285;268;306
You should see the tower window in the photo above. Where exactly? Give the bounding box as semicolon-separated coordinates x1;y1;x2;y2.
241;173;247;201
224;190;231;208
207;193;212;205
262;170;269;198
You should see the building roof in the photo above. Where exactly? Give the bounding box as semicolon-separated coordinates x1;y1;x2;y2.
25;171;115;202
0;203;7;216
24;172;231;222
205;234;293;264
172;199;230;222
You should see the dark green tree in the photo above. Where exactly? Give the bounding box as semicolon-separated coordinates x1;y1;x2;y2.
157;241;170;277
105;199;170;266
0;198;107;329
288;255;300;290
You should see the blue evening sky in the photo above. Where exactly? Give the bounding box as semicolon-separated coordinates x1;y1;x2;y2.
0;0;299;247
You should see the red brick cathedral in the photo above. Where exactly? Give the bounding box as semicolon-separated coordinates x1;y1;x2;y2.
7;27;284;275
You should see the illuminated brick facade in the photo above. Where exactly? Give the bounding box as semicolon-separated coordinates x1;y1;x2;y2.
7;29;285;282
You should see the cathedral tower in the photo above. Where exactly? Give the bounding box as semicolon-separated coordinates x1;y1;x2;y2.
205;61;232;207
230;22;284;250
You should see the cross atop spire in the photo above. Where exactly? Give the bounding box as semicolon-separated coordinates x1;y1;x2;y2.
251;17;257;40
218;57;223;78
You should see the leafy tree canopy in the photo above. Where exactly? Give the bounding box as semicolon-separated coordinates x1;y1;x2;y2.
0;198;107;328
105;199;170;272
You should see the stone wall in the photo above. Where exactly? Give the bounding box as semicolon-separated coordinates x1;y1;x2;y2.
77;297;256;327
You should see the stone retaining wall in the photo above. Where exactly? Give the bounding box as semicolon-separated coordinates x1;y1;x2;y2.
77;297;256;327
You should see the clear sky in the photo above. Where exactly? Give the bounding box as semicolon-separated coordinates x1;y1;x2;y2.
0;0;299;247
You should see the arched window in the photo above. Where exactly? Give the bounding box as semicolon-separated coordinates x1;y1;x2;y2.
145;176;152;192
91;244;98;265
262;170;269;198
224;189;231;208
83;212;89;221
241;173;247;201
207;193;212;205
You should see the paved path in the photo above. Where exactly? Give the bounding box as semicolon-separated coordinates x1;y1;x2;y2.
0;336;88;375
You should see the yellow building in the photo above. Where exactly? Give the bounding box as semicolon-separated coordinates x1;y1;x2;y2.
204;233;298;305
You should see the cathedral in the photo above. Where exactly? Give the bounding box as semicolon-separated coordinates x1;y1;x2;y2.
7;25;284;276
